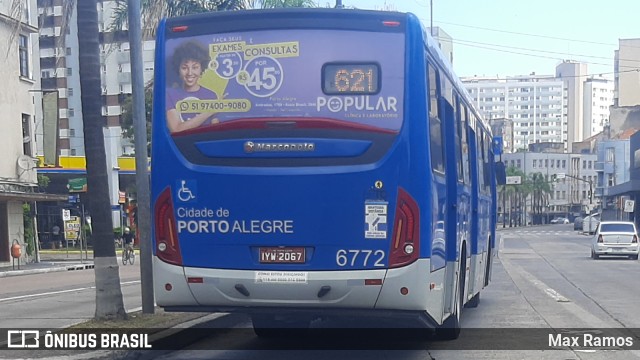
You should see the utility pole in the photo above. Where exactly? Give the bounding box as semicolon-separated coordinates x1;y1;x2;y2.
128;0;154;314
335;0;343;8
430;0;434;36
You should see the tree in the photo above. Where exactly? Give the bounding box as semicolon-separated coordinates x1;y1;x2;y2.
77;0;127;320
120;84;153;153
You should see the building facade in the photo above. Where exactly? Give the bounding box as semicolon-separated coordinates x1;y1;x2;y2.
0;0;66;266
502;152;598;223
583;77;614;139
556;61;587;152
462;75;566;151
38;0;155;158
596;138;631;213
615;39;640;107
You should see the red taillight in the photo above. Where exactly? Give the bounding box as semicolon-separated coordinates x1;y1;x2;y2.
633;235;638;243
171;25;188;32
389;188;420;268
382;21;401;27
597;235;603;243
154;187;183;265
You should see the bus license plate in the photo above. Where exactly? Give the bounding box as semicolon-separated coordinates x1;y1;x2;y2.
259;247;305;264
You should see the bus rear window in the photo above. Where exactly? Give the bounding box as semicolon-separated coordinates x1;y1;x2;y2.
163;29;404;135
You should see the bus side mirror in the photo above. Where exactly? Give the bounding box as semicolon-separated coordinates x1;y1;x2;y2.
495;161;506;185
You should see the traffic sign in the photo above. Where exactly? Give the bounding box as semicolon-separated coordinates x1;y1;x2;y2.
624;200;635;213
556;173;566;180
62;209;71;221
493;136;503;156
506;176;522;185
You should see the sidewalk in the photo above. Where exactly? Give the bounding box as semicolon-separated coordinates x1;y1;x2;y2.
0;259;95;278
0;250;98;278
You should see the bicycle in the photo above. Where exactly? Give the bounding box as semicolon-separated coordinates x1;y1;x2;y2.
122;245;135;265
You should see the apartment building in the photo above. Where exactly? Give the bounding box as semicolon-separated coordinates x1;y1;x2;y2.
462;74;567;151
464;61;614;153
583;77;614;139
37;1;156;227
37;0;155;158
614;39;640;107
556;61;587;151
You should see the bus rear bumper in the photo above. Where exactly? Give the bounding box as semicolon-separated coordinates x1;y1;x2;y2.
154;257;442;324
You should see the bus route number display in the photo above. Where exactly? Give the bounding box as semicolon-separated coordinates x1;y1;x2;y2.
323;63;380;95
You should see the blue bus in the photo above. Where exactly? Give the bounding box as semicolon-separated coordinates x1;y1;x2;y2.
151;8;505;339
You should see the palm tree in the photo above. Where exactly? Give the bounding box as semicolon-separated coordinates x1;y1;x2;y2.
504;167;526;227
77;0;127;320
110;0;246;36
9;0;127;319
5;0;127;320
110;0;317;35
529;172;551;224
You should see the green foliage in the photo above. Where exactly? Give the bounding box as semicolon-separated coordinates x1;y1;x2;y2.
22;203;35;256
110;0;247;35
37;174;50;188
120;85;153;150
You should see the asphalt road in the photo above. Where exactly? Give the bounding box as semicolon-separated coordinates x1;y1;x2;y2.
0;258;142;329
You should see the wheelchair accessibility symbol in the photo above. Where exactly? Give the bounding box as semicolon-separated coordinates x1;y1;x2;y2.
177;180;197;202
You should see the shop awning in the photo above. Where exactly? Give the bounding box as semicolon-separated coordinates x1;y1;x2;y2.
0;191;68;202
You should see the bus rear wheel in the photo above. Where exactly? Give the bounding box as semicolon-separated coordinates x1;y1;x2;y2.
435;249;465;340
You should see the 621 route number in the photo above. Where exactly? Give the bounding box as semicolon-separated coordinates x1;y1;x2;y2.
336;249;385;267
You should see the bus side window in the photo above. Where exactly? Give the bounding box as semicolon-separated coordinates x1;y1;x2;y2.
484;133;492;190
454;94;463;183
460;105;470;185
428;63;445;174
477;123;487;193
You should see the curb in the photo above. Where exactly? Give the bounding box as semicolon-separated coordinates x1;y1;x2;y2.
0;263;95;278
121;313;247;360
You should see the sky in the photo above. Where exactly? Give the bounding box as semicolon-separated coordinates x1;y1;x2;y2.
341;0;640;79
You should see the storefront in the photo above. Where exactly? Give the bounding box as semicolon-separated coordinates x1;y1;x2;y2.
0;189;67;266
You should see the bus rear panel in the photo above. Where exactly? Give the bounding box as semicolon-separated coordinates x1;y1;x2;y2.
151;9;493;330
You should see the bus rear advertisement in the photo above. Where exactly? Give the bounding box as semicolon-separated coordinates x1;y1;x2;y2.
151;8;505;340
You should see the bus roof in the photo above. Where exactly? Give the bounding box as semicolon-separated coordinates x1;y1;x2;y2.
164;8;407;35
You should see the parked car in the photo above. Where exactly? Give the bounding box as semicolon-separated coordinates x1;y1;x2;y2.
574;216;583;231
591;221;639;260
583;213;601;234
551;217;569;224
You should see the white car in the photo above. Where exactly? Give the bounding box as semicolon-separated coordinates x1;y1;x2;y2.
591;221;639;260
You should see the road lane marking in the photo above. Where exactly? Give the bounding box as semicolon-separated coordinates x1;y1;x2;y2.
0;280;140;303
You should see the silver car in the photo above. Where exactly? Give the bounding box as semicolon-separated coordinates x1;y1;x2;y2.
591;221;639;260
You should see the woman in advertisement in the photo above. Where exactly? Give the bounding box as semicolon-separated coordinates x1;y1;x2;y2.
166;41;219;133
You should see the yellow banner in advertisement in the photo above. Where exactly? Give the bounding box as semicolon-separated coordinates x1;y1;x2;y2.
209;41;245;56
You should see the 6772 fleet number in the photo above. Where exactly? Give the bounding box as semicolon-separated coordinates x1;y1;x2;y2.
336;249;385;267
